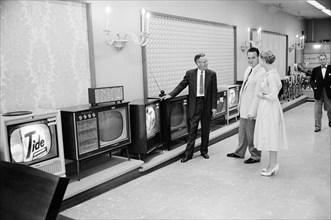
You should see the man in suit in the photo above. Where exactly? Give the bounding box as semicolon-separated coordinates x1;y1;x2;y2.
227;47;265;164
310;52;331;132
162;53;217;162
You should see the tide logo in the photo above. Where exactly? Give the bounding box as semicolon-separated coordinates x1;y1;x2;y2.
24;131;48;160
11;125;52;163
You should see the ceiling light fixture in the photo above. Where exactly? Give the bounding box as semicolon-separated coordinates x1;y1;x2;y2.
307;0;331;16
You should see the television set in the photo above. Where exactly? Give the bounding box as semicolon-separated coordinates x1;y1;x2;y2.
160;95;188;150
219;85;241;123
279;77;287;102
129;99;162;159
213;88;227;120
61;102;131;180
228;87;240;109
0;109;66;177
288;74;295;100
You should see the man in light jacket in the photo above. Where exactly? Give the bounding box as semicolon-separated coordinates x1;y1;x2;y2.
227;47;266;164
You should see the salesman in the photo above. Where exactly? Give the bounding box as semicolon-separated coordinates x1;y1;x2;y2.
162;53;218;163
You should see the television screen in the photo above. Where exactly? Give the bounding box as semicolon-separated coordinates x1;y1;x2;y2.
216;94;226;115
146;103;160;139
228;87;240;109
7;120;58;166
98;107;129;147
170;100;187;131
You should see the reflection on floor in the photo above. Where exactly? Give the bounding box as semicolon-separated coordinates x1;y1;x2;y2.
60;102;330;219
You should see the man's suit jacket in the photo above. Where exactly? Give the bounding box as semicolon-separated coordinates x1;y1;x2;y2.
169;68;217;119
310;65;331;100
239;64;266;119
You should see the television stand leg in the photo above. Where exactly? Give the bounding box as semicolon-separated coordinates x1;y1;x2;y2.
163;143;170;151
76;160;81;181
125;146;130;161
109;152;112;158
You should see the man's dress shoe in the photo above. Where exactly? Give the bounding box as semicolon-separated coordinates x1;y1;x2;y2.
181;157;192;163
244;158;260;164
227;153;244;159
314;128;321;132
201;154;209;159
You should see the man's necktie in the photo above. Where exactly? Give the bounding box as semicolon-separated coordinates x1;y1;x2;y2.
243;68;253;88
199;71;204;95
322;65;327;79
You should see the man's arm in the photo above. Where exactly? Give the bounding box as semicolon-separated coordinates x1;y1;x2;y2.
211;71;218;110
211;71;218;118
161;71;190;100
310;67;317;89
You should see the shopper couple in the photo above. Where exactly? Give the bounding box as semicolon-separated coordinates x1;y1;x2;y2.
227;47;288;177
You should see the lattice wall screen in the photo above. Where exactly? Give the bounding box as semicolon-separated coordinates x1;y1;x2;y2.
144;12;235;98
253;31;287;77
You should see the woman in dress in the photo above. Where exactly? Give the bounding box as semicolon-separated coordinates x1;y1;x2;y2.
254;50;288;177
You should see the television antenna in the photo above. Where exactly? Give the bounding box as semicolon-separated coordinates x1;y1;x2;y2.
149;72;165;97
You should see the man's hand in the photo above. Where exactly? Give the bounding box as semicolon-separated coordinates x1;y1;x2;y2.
212;109;217;118
247;114;254;120
160;94;171;101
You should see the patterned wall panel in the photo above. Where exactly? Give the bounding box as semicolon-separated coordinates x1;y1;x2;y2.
0;1;91;114
253;30;287;77
144;12;235;98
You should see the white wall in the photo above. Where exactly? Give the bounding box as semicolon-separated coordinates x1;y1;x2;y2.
88;1;304;101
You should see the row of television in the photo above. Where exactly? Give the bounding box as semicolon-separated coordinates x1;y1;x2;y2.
279;74;306;102
0;85;241;179
0;103;133;180
126;84;241;158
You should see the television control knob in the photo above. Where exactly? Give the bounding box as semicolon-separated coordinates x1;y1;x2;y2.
88;114;91;118
92;113;96;117
83;115;87;119
79;116;83;120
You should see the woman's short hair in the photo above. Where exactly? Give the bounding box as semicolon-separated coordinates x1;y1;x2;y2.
260;50;276;64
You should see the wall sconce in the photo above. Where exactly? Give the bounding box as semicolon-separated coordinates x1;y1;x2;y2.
241;41;250;52
241;27;262;52
289;34;305;52
104;7;150;51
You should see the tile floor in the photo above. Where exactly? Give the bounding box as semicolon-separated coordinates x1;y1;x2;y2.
60;102;330;219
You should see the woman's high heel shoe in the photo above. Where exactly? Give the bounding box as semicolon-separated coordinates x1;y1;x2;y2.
261;164;279;176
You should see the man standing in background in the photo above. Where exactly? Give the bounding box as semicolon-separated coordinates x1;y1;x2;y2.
227;47;265;164
310;52;331;132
